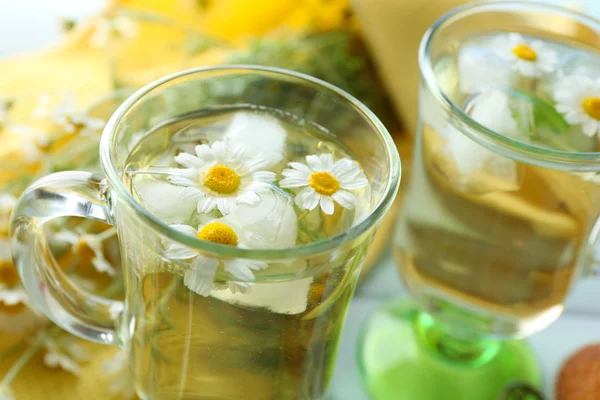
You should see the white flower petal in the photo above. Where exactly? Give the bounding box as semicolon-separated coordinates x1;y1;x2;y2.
244;181;273;193
54;230;79;245
318;154;334;170
281;168;310;179
252;171;276;182
306;155;323;171
320;196;335;215
197;196;217;213
236;191;261;206
216;197;237;215
184;256;218;296
0;289;28;306
44;351;80;375
287;162;313;174
332;190;358;210
175;153;204;169
279;177;309;188
168;175;197;187
195;143;216;161
164;244;198;260
92;256;115;276
340;176;369;190
295;187;319;211
329;158;354;176
224;260;254;281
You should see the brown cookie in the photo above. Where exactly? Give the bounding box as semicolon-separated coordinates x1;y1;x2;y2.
557;344;600;400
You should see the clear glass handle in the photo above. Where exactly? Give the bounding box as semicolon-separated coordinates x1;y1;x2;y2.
10;171;123;346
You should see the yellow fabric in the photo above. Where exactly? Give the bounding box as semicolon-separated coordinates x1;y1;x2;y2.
352;0;470;136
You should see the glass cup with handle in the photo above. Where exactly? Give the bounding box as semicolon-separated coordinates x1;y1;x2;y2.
10;66;401;400
358;2;600;400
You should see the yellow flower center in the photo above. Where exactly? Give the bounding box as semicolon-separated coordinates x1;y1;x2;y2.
197;222;239;246
75;239;96;261
309;171;340;196
512;44;537;62
0;260;19;286
203;165;241;194
583;97;600;121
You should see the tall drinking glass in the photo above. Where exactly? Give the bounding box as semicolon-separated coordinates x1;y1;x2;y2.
10;66;400;399
359;2;600;399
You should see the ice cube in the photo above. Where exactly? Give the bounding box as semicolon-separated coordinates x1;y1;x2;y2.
224;112;286;166
211;277;313;315
442;124;519;191
458;44;514;94
210;188;307;314
445;89;522;187
218;187;297;249
133;177;199;224
465;89;532;139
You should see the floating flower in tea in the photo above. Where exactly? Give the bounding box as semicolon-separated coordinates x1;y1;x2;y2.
280;153;368;214
493;33;559;78
555;74;600;137
167;140;277;215
55;229;116;276
165;222;268;296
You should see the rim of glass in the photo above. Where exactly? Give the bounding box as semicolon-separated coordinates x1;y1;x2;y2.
420;0;600;170
100;65;401;261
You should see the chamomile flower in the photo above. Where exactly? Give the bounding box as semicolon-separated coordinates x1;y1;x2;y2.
55;228;115;276
167;140;276;215
165;222;268;296
34;94;105;137
42;337;88;375
90;15;138;48
279;154;368;215
554;74;600;137
493;33;558;77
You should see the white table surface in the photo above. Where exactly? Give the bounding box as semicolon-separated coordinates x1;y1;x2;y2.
3;2;600;400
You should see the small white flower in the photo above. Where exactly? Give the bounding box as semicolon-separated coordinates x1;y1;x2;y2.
55;229;115;275
90;15;138;48
166;140;277;215
34;94;105;137
42;338;88;375
279;154;368;215
165;222;268;296
554;74;600;137
493;33;558;78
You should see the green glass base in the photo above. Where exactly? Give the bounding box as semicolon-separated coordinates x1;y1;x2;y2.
357;301;542;400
